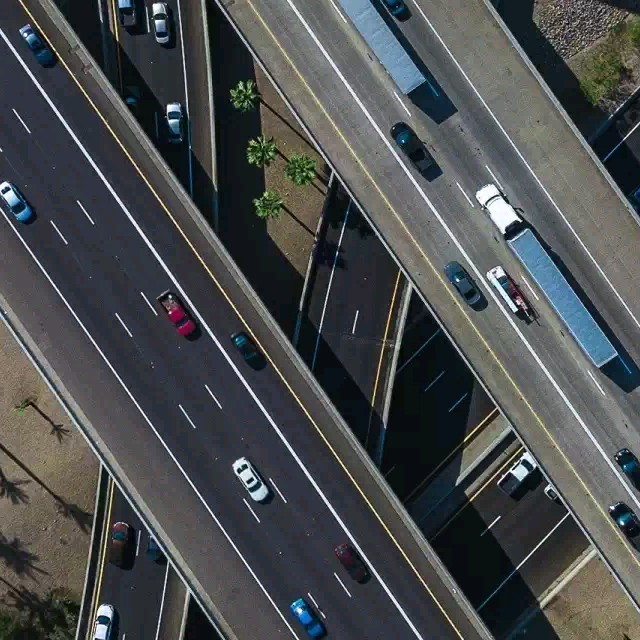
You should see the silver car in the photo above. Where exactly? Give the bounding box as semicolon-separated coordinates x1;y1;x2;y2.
165;102;183;143
151;3;170;44
232;457;269;502
93;603;114;640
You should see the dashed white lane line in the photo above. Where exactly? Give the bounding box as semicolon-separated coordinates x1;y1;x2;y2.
76;200;95;225
393;91;411;117
115;312;133;338
520;275;539;301
50;220;68;245
154;112;160;140
479;515;501;537
485;165;503;191
307;592;326;619
242;498;261;523
204;384;222;409
140;291;158;316
334;572;352;598
145;6;151;33
603;118;640;162
396;329;441;375
269;477;287;503
587;370;607;396
154;563;171;640
456;182;474;207
136;529;142;555
448;392;468;413
12;108;31;134
351;309;359;334
423;370;445;393
178;404;197;429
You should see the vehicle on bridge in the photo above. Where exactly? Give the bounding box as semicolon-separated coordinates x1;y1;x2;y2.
615;448;640;488
609;502;640;548
290;598;325;638
497;451;537;497
92;603;115;640
0;181;33;223
486;265;535;321
117;0;137;28
157;291;197;337
476;183;618;368
19;24;55;67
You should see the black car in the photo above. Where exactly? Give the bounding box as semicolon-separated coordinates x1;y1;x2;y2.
608;502;640;541
444;262;482;306
231;331;266;370
381;0;407;17
19;24;54;67
614;448;640;487
390;122;435;175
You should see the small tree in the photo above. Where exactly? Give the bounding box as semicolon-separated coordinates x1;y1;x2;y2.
253;190;283;220
247;135;277;168
230;80;260;112
285;153;316;186
13;397;35;415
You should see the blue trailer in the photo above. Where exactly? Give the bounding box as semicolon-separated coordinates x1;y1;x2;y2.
507;228;617;368
337;0;426;94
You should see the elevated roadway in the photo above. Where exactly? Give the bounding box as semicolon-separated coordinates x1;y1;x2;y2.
0;0;490;638
217;0;640;607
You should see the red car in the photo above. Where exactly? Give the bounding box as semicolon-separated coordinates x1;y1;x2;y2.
157;291;196;337
109;521;132;568
334;543;368;582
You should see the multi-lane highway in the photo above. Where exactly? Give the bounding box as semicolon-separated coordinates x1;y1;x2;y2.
0;1;489;638
220;0;640;605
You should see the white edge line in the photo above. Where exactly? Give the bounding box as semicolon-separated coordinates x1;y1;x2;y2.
140;291;159;316
115;312;133;338
587;370;607;396
76;199;95;225
175;0;194;197
154;563;171;640
269;477;287;503
242;498;261;523
333;572;352;597
204;384;222;409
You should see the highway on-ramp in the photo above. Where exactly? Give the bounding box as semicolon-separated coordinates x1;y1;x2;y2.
0;1;489;638
218;0;640;605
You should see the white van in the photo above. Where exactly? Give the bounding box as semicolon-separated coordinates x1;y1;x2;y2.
475;183;523;238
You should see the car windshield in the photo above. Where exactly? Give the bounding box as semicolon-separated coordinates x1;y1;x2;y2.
463;287;476;301
97;615;110;625
113;531;126;541
11;200;25;214
408;148;425;162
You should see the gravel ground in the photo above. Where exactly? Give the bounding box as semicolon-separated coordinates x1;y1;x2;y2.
0;323;98;612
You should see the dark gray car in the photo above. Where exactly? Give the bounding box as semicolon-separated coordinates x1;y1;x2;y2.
444;262;482;306
390;122;435;175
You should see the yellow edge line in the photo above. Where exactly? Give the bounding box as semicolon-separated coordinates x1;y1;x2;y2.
107;0;124;93
91;478;115;623
18;0;640;633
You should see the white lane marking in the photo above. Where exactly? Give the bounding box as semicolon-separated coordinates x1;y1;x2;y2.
50;220;68;245
76;200;95;225
393;91;411;117
204;384;222;409
479;515;501;537
178;404;197;429
328;0;347;23
603;118;640;162
0;36;300;636
311;201;351;371
423;370;445;393
448;392;468;413
178;0;193;198
0;147;3;153
136;529;142;555
396;329;441;375
519;275;539;301
351;309;359;334
154;563;171;640
456;182;474;207
176;0;194;196
478;512;571;610
307;592;326;618
484;165;503;191
334;572;352;597
269;477;287;503
154;112;160;141
409;1;640;335
145;6;151;33
122;634;126;640
115;312;133;338
12;108;31;134
242;498;261;523
587;370;607;396
140;291;159;316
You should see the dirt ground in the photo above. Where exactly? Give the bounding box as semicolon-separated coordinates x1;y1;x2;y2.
511;555;640;640
0;322;98;613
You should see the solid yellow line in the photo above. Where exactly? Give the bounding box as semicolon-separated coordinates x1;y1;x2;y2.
18;0;640;633
91;477;115;623
404;408;499;503
429;447;523;542
364;268;402;449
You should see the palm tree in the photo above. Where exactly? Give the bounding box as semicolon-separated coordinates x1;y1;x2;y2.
230;79;260;112
285;153;316;186
253;190;283;219
247;135;278;167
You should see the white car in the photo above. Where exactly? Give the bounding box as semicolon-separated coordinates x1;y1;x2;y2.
151;3;171;44
93;604;114;640
0;181;33;222
232;457;269;502
165;102;183;143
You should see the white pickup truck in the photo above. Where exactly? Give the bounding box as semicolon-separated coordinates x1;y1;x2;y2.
498;452;538;497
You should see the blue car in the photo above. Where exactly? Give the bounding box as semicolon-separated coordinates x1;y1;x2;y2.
290;598;325;638
381;0;407;17
0;182;33;223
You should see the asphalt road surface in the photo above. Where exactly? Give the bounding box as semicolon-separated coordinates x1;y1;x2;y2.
430;454;589;635
0;2;487;638
221;0;640;603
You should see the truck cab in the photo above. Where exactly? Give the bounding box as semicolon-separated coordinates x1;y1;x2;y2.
498;451;538;497
475;183;523;239
118;0;137;28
